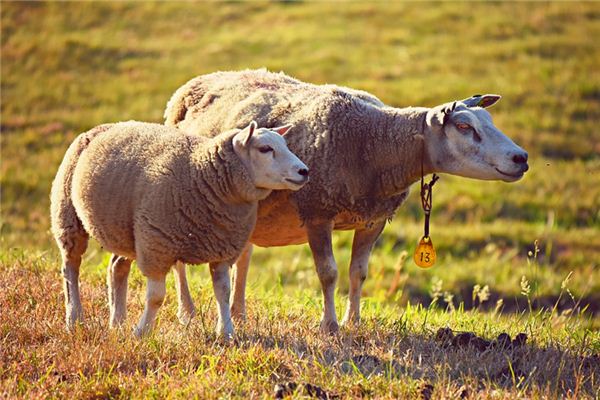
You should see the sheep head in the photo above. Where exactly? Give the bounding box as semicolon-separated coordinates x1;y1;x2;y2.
233;122;309;191
424;95;528;182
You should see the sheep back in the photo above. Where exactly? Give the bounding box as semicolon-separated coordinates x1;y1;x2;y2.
165;70;422;226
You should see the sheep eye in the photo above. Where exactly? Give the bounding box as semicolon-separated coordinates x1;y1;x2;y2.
258;145;273;153
456;122;471;131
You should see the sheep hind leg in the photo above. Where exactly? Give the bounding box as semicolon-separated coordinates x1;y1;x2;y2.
107;254;132;328
306;220;339;334
173;261;196;325
341;221;385;327
210;260;234;338
134;272;167;338
58;231;89;330
230;242;253;322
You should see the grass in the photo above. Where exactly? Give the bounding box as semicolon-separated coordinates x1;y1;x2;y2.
1;2;599;398
2;252;599;399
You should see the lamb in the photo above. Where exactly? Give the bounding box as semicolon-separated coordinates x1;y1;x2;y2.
50;120;309;337
163;69;529;333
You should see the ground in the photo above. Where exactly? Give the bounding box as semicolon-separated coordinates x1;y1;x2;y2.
1;2;599;399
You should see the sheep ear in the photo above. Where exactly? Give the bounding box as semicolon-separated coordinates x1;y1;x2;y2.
462;94;502;108
426;105;447;129
427;101;458;128
271;124;292;136
242;121;257;146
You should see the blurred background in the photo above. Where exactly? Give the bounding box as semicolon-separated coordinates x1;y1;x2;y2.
1;2;599;319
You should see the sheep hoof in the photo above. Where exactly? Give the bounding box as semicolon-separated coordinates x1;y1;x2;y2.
133;325;152;339
320;319;340;334
109;313;127;329
65;320;82;332
341;316;360;328
65;310;84;331
177;308;196;326
222;333;234;342
217;328;235;341
109;320;125;330
230;307;246;322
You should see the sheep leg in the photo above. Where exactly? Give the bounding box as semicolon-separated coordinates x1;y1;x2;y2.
306;220;339;334
107;254;132;327
58;232;89;330
173;261;196;325
62;254;84;330
134;273;167;338
230;242;253;321
341;221;386;326
209;261;234;338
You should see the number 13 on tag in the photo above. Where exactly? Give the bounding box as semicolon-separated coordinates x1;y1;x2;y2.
414;236;436;268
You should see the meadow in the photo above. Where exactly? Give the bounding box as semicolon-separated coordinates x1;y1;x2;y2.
1;2;599;398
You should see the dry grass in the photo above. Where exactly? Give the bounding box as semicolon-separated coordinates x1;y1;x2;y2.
1;253;598;399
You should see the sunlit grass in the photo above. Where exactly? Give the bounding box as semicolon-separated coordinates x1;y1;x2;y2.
1;250;598;398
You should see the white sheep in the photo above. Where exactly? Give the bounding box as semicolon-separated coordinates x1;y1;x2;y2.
50;120;308;337
163;69;530;333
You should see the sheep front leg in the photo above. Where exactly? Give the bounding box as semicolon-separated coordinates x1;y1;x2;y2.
306;220;339;334
341;221;385;326
107;254;132;327
210;261;234;338
134;273;167;338
173;261;196;325
230;242;253;321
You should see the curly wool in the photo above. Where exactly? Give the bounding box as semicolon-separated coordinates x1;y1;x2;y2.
50;123;114;257
164;69;429;225
51;121;265;273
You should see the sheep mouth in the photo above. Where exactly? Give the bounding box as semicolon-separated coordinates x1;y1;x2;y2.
495;167;525;179
285;177;309;186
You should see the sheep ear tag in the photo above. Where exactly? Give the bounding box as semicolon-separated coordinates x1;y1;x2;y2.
415;172;439;268
414;236;436;268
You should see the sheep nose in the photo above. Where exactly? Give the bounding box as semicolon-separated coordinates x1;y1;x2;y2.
512;152;528;165
298;168;309;177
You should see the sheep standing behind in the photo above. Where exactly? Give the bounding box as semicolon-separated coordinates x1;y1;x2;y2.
50;121;308;337
163;69;529;333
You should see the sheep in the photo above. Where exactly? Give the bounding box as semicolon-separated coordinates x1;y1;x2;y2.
163;69;529;333
50;120;309;337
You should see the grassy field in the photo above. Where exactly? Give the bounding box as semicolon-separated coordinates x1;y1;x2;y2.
1;2;599;398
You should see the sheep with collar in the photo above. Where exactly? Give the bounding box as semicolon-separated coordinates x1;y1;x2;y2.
163;69;529;333
50;120;308;337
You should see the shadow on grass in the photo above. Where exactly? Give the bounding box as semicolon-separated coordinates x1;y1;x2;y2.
238;325;599;398
400;281;600;316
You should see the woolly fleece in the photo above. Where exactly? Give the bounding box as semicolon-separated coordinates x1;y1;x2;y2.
51;122;267;275
164;69;431;245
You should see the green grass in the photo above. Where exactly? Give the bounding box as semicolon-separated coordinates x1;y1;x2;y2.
1;2;599;398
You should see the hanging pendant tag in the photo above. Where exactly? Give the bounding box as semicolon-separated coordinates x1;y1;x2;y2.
414;236;436;268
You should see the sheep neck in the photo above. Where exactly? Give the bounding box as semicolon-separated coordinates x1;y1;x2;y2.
189;135;268;205
372;107;434;197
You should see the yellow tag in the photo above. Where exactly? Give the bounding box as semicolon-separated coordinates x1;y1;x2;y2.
414;236;436;268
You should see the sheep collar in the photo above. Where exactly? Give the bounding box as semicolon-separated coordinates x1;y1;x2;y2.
419;161;439;238
415;140;439;268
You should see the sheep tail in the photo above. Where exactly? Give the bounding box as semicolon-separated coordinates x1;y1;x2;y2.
50;124;113;255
